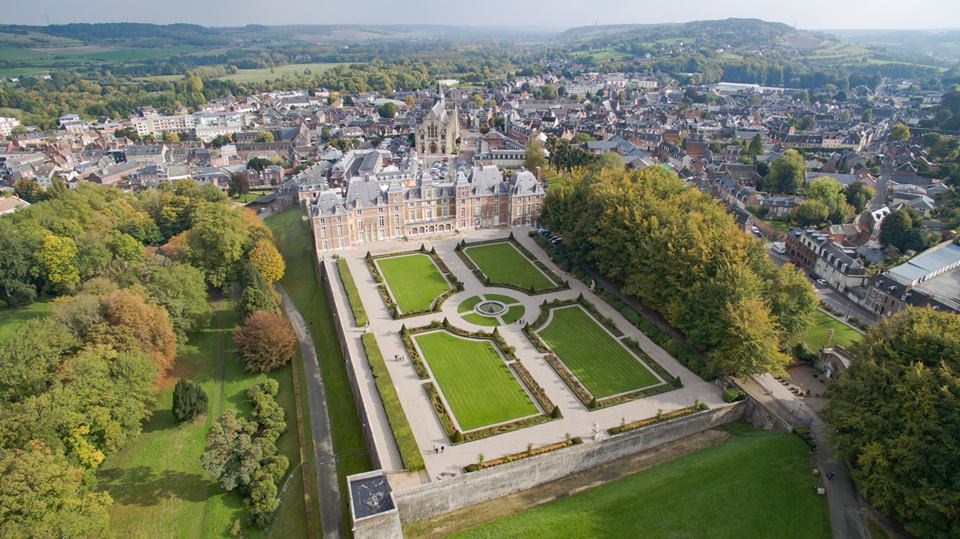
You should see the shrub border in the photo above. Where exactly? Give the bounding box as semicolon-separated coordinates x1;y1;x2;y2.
364;247;462;319
335;257;368;326
463;436;584;473
455;235;569;295
403;322;559;444
360;332;425;471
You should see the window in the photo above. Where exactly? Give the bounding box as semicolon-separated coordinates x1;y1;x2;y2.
378;215;384;227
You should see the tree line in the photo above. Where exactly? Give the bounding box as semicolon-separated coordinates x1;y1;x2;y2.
542;164;819;377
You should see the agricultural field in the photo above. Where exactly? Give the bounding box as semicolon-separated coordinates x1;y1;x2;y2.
414;330;538;431
376;253;451;313
451;425;831;538
797;310;861;351
538;305;660;397
215;63;346;83
464;241;556;291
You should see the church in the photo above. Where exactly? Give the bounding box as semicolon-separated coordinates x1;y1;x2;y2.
416;94;460;156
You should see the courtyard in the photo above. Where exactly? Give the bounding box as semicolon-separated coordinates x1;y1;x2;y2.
326;228;724;479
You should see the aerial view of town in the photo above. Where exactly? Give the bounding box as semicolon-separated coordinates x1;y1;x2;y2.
0;1;958;538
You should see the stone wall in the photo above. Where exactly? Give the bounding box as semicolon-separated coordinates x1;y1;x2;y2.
318;259;382;469
395;401;755;523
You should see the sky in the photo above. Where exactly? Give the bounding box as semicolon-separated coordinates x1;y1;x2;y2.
4;0;960;30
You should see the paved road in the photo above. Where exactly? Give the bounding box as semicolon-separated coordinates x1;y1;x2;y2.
738;375;867;539
277;285;343;539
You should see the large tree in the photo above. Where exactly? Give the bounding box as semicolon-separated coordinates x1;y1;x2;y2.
825;308;960;538
234;311;296;373
247;240;285;283
764;149;805;194
524;135;547;173
805;176;852;223
94;289;178;373
844;182;875;214
185;202;252;287
879;208;933;253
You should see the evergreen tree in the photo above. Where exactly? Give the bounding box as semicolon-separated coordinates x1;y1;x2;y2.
173;379;209;422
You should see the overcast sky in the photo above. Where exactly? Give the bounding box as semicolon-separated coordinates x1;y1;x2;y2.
7;0;960;30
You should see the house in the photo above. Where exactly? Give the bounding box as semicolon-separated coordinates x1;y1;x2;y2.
0;195;30;215
785;228;868;291
864;241;960;316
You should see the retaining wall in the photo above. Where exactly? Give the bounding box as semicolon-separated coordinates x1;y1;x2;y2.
395;400;769;523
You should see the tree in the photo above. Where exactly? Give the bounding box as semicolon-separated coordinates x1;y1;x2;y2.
524;135;547;172
39;234;80;293
185;202;252;287
247;239;285;283
110;232;144;263
246;157;274;173
589;152;625;173
173;379;208;421
806;176;852;223
889;123;911;142
201;411;264;492
163;131;180;143
0;441;111;537
844;182;875;213
879;209;931;253
132;258;211;336
825;308;960;538
234;311;296;373
747;133;764;157
377;102;397;118
13;179;47;203
255;131;274;143
792;199;830;227
229;172;250;197
764;149;805;194
95;289;178;373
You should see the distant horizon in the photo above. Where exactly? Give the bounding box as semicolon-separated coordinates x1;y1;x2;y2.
6;0;959;31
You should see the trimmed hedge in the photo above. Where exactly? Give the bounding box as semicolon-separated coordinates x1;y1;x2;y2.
336;258;367;326
361;333;424;471
607;403;708;435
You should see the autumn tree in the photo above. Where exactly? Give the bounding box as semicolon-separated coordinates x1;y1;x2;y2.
95;289;177;373
825;308;960;538
888;123;911;142
39;234;80;293
524;134;547;172
0;441;111;537
844;182;875;214
247;239;285;283
805;176;852;223
234;311;296;373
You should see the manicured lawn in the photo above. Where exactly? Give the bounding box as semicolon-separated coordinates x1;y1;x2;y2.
463;312;501;327
798;310;861;351
458;295;483;313
265;208;372;529
414;331;538;431
484;293;520;305
464;242;556;291
98;301;307;538
376;253;451;313
453;427;831;539
0;301;51;341
538;306;659;398
502;305;526;325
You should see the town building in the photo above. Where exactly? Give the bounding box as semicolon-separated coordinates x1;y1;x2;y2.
864;241;960;316
415;95;459;156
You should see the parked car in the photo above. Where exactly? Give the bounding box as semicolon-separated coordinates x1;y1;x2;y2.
816;278;828;286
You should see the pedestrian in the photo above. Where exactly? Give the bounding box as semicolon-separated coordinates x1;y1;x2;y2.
433;446;437;454
441;446;445;453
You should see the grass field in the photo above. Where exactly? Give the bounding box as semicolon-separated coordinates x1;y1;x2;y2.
464;242;556;291
414;331;537;431
538;306;659;398
97;300;308;539
452;426;831;538
376;253;451;313
798;310;861;351
216;63;345;83
265;208;372;529
0;301;51;341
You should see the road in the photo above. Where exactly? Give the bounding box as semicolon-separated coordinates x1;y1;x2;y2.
738;375;868;539
277;285;343;539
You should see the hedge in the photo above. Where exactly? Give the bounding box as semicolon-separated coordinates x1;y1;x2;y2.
361;333;424;471
607;403;708;435
336;258;368;326
464;436;583;473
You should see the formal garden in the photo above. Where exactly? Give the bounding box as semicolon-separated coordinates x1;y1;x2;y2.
457;293;526;326
456;236;568;294
366;248;459;317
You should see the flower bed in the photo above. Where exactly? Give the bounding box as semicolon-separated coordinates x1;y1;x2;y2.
464;436;583;473
607;403;708;435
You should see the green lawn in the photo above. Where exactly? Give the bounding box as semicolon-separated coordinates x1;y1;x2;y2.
452;427;831;539
462;312;501;327
0;301;51;341
798;310;861;351
414;331;538;431
502;305;525;325
265;208;372;530
464;242;556;291
376;254;451;313
458;295;483;313
538;306;659;398
97;301;307;538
